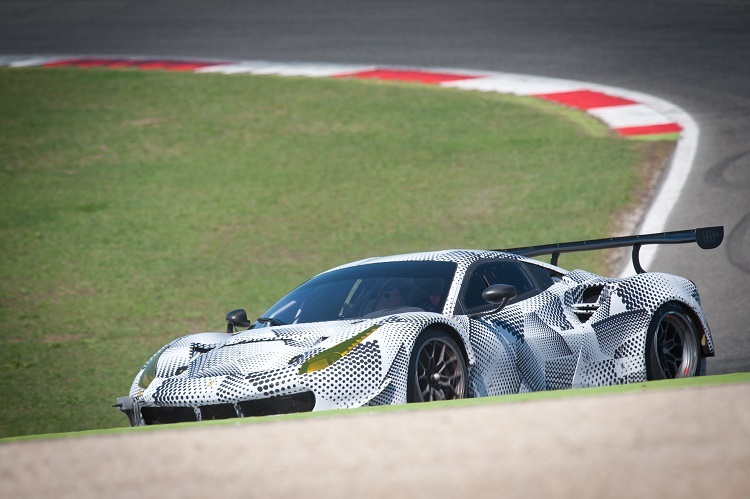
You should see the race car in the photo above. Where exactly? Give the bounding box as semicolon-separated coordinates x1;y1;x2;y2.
116;226;723;426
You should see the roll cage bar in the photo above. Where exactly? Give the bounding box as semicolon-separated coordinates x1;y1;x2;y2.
497;226;724;274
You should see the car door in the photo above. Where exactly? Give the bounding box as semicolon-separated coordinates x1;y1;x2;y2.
456;260;535;396
458;259;574;396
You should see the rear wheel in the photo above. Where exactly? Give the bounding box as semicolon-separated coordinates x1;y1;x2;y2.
407;328;468;402
646;302;702;379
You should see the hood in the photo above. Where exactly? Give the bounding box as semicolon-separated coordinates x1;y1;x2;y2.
169;319;382;380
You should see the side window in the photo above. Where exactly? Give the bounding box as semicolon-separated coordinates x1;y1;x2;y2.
461;260;537;313
463;270;492;311
526;263;560;290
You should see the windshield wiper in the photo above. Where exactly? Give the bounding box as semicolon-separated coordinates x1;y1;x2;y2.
256;317;288;327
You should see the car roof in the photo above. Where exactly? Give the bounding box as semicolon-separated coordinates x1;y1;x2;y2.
326;249;565;276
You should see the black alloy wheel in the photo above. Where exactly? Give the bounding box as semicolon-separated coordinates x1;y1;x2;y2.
646;302;702;379
408;328;468;402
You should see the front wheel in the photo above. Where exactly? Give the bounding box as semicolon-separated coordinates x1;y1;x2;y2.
407;328;468;402
646;302;703;379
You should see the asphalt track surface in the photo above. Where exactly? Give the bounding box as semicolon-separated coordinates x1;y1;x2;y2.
3;0;747;374
2;1;750;496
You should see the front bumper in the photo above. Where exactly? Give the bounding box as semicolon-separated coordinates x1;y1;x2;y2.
115;391;316;426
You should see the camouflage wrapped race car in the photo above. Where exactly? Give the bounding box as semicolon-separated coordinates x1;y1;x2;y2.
116;226;723;426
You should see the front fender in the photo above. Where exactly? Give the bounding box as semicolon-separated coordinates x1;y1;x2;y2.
364;312;473;407
128;331;230;398
376;312;474;365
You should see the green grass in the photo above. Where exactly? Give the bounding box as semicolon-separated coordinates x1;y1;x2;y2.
1;67;668;438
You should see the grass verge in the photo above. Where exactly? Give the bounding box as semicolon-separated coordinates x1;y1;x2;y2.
0;67;674;437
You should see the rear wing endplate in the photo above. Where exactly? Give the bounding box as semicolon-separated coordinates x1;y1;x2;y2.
497;226;724;274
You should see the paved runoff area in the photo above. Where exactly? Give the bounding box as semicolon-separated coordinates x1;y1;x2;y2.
2;382;749;498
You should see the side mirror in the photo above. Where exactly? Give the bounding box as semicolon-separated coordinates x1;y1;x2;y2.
469;284;517;319
226;308;251;334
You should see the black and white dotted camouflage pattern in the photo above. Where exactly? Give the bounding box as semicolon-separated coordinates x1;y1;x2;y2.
125;249;714;422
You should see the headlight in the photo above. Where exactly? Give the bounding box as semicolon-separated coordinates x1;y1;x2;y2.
138;344;170;389
298;325;379;374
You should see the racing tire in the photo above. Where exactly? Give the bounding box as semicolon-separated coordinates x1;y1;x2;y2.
407;328;468;402
645;302;704;380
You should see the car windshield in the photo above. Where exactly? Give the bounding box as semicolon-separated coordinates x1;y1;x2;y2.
256;260;457;326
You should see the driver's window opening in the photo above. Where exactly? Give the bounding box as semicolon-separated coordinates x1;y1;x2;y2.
463;261;537;313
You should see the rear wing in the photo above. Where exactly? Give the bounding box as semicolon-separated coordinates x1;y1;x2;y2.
497;226;724;274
